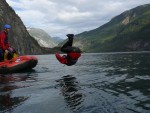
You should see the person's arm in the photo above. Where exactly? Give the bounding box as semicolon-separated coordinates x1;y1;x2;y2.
55;53;67;64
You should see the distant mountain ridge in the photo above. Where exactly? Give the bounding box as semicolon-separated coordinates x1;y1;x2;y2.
52;37;64;44
27;28;57;48
74;4;150;52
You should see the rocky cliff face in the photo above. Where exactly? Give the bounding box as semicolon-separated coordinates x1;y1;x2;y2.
0;0;43;55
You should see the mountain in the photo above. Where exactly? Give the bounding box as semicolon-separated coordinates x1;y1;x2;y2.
74;4;150;52
0;0;46;55
27;28;57;48
52;37;64;44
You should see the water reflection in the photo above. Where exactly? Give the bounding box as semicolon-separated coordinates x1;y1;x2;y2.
101;53;150;76
106;77;150;111
0;92;28;112
56;75;84;112
0;74;30;83
0;74;36;112
95;53;150;112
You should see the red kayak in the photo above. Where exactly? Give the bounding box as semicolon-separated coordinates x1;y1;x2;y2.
0;56;38;74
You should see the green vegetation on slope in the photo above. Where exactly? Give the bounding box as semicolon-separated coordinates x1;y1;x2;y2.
74;4;150;52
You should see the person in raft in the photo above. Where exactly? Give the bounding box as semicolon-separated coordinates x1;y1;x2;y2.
55;34;81;66
0;24;11;62
0;24;17;62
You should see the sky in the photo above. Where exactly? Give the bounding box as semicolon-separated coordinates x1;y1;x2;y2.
6;0;150;39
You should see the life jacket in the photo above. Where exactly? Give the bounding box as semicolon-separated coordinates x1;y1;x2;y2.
68;52;81;60
0;31;9;50
55;52;81;66
64;52;81;66
56;46;81;66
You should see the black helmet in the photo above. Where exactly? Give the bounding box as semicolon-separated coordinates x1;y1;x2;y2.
66;34;74;38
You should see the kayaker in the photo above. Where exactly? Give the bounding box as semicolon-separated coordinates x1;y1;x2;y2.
0;24;11;62
55;34;81;66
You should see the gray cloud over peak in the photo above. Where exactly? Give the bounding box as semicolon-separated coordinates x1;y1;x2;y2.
6;0;150;39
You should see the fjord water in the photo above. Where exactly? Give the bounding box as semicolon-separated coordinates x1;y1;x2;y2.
0;52;150;113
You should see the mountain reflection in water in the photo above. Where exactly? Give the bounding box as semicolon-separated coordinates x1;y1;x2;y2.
0;74;36;112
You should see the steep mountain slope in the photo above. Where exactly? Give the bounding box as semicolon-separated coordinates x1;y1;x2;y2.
0;0;44;55
74;4;150;52
27;28;57;48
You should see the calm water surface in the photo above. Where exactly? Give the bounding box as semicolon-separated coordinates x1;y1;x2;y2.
0;52;150;113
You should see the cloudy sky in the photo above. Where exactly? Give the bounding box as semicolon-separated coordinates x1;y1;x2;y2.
6;0;150;39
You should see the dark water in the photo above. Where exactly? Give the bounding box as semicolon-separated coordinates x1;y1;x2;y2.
0;52;150;113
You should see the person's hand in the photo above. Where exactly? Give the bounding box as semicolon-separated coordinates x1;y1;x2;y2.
5;49;9;54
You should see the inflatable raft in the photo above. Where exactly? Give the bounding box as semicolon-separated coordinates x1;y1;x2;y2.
0;56;38;74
